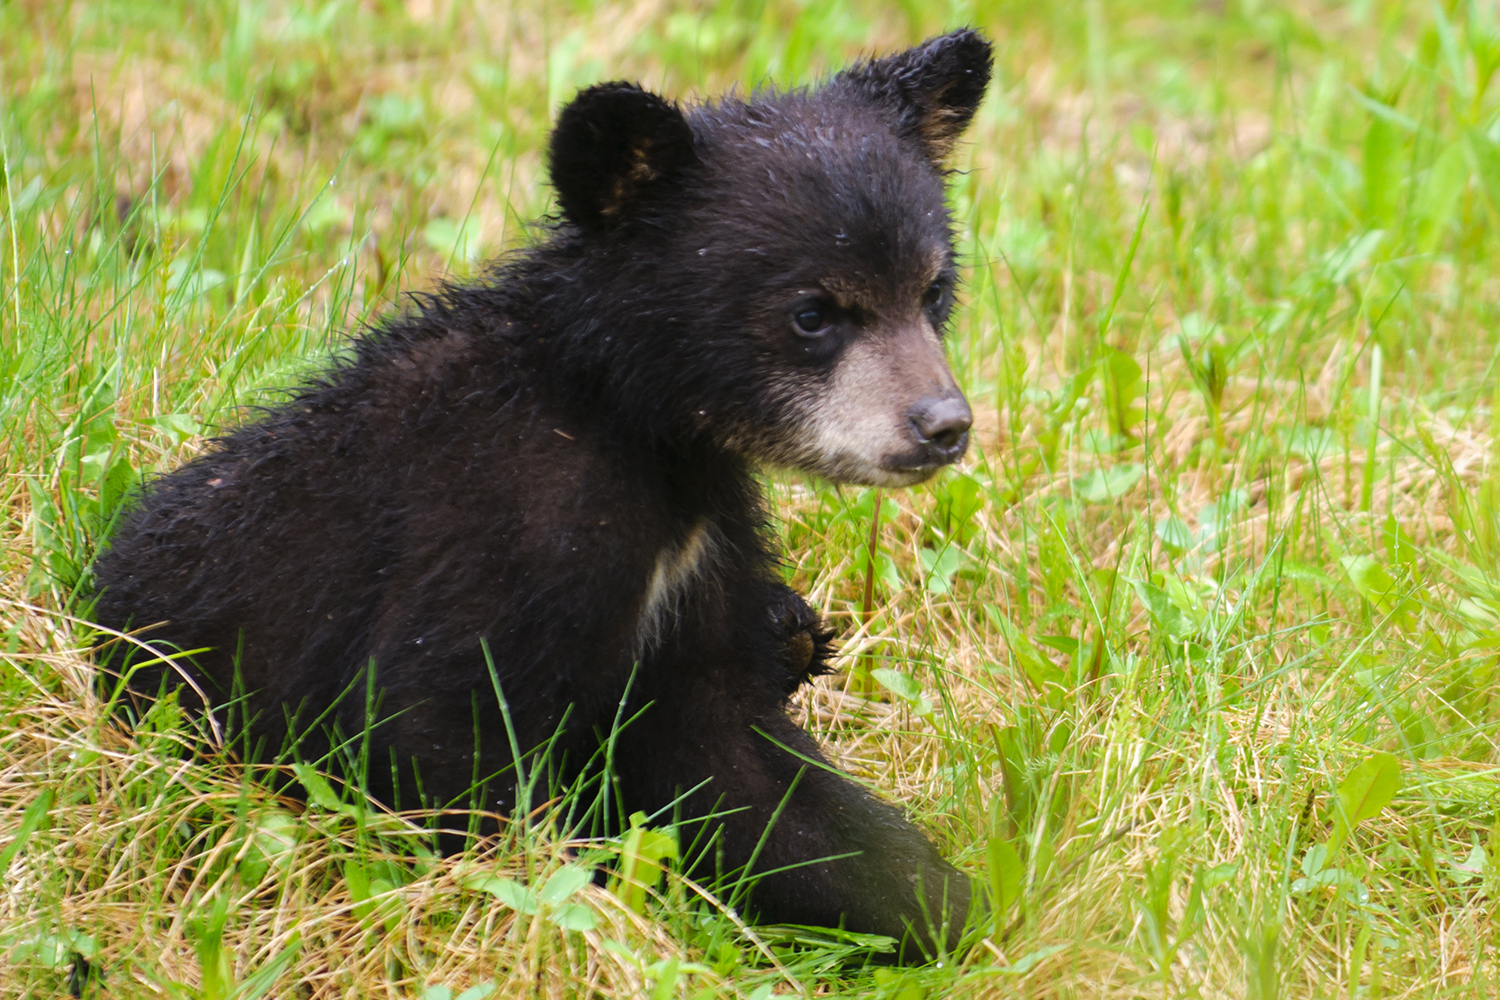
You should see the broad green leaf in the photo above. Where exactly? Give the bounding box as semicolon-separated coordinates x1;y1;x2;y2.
1103;346;1143;396
1283;425;1338;460
539;865;592;905
935;472;985;541
1037;634;1080;657
1290;867;1354;894
368;877;402;933
2;927;96;969
0;788;53;870
239;809;298;887
1339;555;1404;622
1073;464;1144;504
997;943;1068;975
154;413;203;446
548;903;597;932
1321;231;1383;284
1449;843;1486;884
870;667;921;701
1363;112;1399;224
1155;515;1192;553
1245;920;1279;1000
647;959;681;1000
1382;514;1418;571
856;544;902;593
423;216;483;265
1328;752;1400;854
1416;141;1468;251
291;763;344;812
97;452;139;520
870;668;933;716
344;861;376;922
612;812;678;914
920;544;970;594
1196;491;1247;553
301;196;351;235
1131;579;1192;639
1201;861;1240;889
1100;347;1145;436
985;836;1023;915
463;873;539;915
1338;752;1401;824
984;605;1066;696
166;258;227;302
850;490;903;525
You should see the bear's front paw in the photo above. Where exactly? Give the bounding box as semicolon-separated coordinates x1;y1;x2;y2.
769;588;836;693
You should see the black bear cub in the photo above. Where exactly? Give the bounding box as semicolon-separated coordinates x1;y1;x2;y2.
93;30;991;960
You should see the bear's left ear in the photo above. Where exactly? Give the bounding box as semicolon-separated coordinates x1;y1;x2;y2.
549;82;699;234
839;29;993;162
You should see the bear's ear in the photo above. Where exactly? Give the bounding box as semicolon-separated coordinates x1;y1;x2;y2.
548;82;698;233
839;29;993;162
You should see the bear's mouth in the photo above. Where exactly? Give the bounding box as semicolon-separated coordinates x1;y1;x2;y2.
880;439;970;484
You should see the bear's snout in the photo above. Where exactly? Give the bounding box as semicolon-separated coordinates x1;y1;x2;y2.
907;392;972;464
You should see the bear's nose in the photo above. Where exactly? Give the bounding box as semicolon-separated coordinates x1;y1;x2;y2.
909;394;973;462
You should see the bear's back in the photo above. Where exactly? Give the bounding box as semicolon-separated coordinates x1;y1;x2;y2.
92;312;755;746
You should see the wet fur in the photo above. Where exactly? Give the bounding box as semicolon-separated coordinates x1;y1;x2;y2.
92;30;992;960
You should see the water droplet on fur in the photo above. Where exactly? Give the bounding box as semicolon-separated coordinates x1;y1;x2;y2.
697;248;708;256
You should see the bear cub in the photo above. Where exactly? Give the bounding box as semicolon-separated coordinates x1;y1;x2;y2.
93;30;992;960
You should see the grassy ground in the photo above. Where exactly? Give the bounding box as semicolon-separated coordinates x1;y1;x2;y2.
4;0;1500;995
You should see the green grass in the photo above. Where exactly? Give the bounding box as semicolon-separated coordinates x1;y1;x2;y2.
6;0;1500;995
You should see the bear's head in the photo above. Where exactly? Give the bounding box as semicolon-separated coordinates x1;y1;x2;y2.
546;30;992;487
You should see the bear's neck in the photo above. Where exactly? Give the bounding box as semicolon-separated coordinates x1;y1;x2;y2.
483;240;773;532
504;267;750;510
637;431;766;529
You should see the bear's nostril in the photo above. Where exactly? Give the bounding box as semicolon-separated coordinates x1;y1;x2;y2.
909;395;974;457
927;422;966;450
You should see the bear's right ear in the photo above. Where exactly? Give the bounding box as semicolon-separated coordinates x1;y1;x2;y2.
548;82;698;234
839;29;993;162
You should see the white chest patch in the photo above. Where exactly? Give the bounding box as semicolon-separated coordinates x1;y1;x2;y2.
633;519;718;656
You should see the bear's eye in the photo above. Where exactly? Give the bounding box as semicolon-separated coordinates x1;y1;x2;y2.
792;304;832;337
923;281;946;307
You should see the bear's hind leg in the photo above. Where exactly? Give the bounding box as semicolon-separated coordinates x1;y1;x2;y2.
613;680;972;962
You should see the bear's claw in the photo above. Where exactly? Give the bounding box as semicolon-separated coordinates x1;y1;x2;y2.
769;587;837;692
